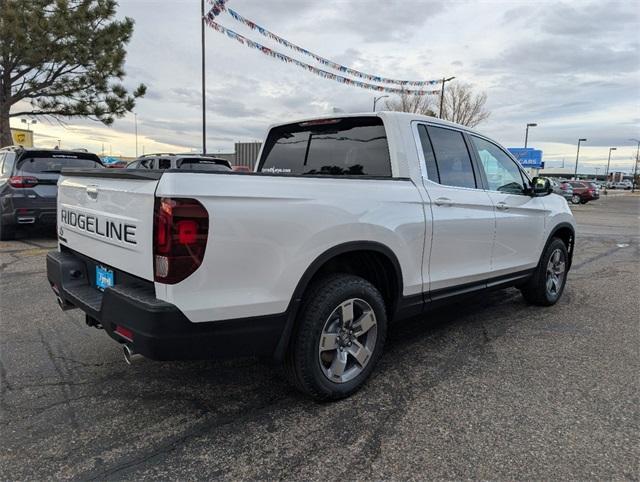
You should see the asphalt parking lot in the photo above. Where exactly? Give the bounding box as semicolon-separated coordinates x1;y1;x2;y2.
1;194;638;480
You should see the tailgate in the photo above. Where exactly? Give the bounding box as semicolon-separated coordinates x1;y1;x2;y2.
57;169;161;281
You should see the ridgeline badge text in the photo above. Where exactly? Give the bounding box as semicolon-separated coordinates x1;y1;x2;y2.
60;209;137;245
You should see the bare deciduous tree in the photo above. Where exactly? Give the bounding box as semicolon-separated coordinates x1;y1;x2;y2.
441;82;490;128
384;91;437;116
384;82;490;128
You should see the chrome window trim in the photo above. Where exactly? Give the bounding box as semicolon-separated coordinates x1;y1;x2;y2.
410;120;487;193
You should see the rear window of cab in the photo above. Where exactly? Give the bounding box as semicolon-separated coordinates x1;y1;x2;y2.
258;117;391;177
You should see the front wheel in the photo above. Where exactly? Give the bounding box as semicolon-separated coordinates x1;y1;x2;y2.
520;238;568;306
284;274;387;401
571;194;581;204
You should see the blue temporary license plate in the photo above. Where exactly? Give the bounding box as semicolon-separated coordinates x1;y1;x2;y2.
96;265;114;291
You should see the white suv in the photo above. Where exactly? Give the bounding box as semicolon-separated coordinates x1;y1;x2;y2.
47;112;576;400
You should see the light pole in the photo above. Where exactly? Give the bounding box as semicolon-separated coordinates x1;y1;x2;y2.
201;0;207;155
573;138;587;180
605;147;616;186
57;139;61;148
438;76;455;119
524;123;537;148
631;138;640;193
134;112;138;157
373;95;389;112
20;119;37;145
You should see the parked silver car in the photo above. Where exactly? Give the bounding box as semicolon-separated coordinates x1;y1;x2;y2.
550;179;573;200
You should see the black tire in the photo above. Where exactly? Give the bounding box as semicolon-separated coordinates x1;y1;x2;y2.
0;219;15;241
520;238;568;306
284;274;388;401
571;194;581;204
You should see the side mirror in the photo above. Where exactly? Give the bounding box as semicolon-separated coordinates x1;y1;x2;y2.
531;177;553;197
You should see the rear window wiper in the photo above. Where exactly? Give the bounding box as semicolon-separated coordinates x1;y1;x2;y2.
39;169;62;173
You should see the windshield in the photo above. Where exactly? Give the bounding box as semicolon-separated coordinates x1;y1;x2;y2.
16;156;102;175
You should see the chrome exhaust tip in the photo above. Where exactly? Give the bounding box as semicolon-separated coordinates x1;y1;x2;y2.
56;295;74;311
123;344;142;365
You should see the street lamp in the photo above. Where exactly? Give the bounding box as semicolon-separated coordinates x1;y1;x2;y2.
631;138;640;193
201;0;207;154
573;138;587;180
373;95;389;112
438;76;456;119
605;147;617;187
524;123;537;148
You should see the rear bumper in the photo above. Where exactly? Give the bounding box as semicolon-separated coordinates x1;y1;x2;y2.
46;249;287;361
2;195;56;226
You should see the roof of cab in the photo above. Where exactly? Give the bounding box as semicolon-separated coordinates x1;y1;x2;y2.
265;110;483;137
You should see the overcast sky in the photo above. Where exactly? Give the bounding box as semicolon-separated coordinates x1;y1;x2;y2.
11;0;640;173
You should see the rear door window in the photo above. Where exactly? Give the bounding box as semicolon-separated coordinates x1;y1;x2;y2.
426;126;477;189
1;154;15;176
259;117;391;177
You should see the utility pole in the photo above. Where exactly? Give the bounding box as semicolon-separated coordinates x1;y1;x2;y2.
631;138;640;193
605;147;616;187
574;138;587;180
524;123;537;148
201;0;207;154
438;76;455;119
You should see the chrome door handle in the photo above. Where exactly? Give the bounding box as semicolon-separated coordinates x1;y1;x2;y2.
496;201;508;210
434;197;453;206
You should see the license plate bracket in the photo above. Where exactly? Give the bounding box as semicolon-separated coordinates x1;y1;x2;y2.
96;265;114;291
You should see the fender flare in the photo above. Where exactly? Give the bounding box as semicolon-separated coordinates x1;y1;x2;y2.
273;241;403;360
543;222;576;269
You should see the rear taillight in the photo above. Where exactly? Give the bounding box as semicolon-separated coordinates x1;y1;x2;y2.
153;197;209;284
9;176;38;188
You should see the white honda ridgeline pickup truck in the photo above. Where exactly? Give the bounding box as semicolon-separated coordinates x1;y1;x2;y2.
47;112;575;400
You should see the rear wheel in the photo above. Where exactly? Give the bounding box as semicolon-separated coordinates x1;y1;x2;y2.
284;274;387;401
571;194;581;204
0;219;15;241
520;238;568;306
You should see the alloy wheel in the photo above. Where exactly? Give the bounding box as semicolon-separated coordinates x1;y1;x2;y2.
318;298;377;384
546;248;566;298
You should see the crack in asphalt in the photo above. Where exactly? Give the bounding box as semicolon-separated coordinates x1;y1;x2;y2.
77;393;291;481
37;328;80;430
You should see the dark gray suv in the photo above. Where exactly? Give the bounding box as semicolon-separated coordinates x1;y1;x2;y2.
0;146;103;240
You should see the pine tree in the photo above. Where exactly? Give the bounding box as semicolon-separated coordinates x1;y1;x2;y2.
0;0;146;146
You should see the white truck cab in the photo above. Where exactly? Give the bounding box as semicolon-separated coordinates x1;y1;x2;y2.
47;112;575;400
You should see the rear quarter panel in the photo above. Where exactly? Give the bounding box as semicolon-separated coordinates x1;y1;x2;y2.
155;173;426;322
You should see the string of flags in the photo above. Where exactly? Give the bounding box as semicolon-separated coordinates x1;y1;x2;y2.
207;0;228;17
203;2;441;95
226;8;440;87
204;18;440;96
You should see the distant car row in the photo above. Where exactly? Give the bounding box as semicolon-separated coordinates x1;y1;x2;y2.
0;146;252;240
550;179;600;204
606;180;633;190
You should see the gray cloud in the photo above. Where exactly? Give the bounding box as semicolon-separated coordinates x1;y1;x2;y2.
35;0;635;163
